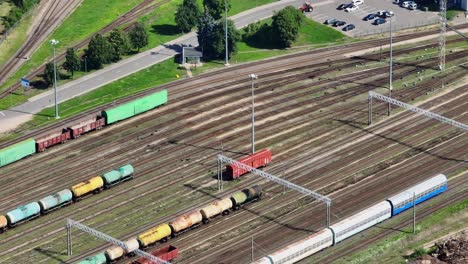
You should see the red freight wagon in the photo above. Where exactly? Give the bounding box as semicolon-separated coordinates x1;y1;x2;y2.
68;116;105;138
226;149;272;179
133;245;179;264
35;129;71;152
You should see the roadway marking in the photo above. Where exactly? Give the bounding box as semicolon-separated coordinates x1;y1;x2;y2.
0;112;4;116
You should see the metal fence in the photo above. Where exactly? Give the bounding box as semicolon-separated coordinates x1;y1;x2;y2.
352;17;440;37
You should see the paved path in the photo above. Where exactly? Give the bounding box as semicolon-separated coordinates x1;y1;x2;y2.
0;0;304;133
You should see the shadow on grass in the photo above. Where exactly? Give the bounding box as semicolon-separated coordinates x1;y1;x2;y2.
151;24;180;36
33;247;69;263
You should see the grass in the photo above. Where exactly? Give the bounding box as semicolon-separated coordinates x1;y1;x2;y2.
0;0;142;90
0;7;34;66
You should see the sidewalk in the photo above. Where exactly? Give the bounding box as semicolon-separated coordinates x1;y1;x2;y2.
0;0;304;133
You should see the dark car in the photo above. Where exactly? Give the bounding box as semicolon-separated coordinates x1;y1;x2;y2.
337;3;346;10
337;3;353;10
374;18;387;25
363;13;377;21
333;20;346;27
342;24;355;31
324;18;338;25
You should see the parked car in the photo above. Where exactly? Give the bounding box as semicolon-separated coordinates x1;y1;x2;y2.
345;5;359;12
337;3;347;10
377;10;394;18
408;3;417;10
401;1;414;8
343;24;356;31
374;18;387;25
352;0;364;5
324;18;338;25
393;0;401;4
363;13;377;21
333;20;346;27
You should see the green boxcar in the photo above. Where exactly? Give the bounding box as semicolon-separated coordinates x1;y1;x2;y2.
103;89;168;125
0;138;36;168
77;253;107;264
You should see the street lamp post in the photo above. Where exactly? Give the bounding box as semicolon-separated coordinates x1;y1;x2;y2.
224;0;229;66
388;16;393;116
249;74;258;154
50;39;59;119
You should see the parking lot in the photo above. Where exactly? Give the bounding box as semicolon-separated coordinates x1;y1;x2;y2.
306;0;440;37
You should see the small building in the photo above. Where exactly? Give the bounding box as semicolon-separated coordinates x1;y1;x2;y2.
181;47;203;66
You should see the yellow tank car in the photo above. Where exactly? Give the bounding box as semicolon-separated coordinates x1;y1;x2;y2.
137;223;171;247
71;176;104;198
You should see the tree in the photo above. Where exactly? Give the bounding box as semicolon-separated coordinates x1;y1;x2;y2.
197;12;218;58
43;62;55;85
85;34;113;69
271;6;304;48
129;22;148;52
176;0;201;33
62;47;80;78
203;0;230;20
197;12;239;60
107;28;130;61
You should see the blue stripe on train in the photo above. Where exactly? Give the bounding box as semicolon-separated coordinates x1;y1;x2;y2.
391;184;447;216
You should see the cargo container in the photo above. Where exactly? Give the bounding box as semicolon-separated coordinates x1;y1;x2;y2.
103;89;168;125
231;185;262;209
0;138;36;168
124;238;140;253
104;237;139;261
77;252;107;264
133;245;179;264
200;197;233;223
102;170;122;187
169;210;203;234
71;176;104;199
387;174;447;216
138;223;172;247
105;245;124;261
330;201;391;244
68;116;105;138
119;164;134;179
226;149;272;179
35;129;71;152
38;189;73;212
254;228;333;264
6;202;41;225
0;215;7;230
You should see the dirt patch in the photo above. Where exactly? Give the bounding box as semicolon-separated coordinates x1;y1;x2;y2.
410;231;468;264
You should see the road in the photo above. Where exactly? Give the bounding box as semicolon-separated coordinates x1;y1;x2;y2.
0;0;304;133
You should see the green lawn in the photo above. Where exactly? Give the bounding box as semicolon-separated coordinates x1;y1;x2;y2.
0;0;142;90
0;5;33;66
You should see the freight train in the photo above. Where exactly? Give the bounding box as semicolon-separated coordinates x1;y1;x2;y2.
0;164;134;231
252;174;448;264
0;89;167;167
77;185;263;264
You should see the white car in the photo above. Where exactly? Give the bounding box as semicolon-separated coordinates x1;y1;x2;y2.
401;1;415;8
345;5;359;12
352;0;364;5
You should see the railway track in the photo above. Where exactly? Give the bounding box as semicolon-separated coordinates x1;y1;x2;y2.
0;34;466;263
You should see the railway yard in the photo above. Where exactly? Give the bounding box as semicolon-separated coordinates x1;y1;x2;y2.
0;2;467;263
